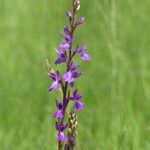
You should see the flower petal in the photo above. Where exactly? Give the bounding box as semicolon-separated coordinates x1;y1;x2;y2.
60;43;70;49
81;53;91;61
75;101;84;111
61;34;73;43
55;54;66;64
55;122;68;132
55;48;66;55
72;89;82;100
48;81;60;91
53;110;63;119
58;132;67;141
76;17;85;25
55;100;63;110
64;71;74;83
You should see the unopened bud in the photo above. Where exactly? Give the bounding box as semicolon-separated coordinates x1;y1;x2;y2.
66;10;72;18
77;17;85;25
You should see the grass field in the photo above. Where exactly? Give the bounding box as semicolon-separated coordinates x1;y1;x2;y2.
0;0;150;149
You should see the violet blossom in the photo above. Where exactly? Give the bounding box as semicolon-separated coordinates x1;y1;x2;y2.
73;46;91;61
47;0;91;149
48;71;62;91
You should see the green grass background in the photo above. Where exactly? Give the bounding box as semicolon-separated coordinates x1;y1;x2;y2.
0;0;150;149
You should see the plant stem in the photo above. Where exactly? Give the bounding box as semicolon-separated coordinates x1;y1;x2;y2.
58;141;63;150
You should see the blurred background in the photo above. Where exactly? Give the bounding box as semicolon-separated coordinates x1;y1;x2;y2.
0;0;150;149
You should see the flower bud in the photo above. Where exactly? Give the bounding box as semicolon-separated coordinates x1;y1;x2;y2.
66;10;72;18
76;17;85;25
64;25;70;34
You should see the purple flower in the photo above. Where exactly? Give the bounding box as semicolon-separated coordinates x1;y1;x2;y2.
58;132;67;142
81;53;91;61
64;71;74;86
76;17;85;25
53;110;63;119
56;122;68;132
63;65;81;87
53;100;64;119
55;100;63;110
66;10;72;18
48;2;91;147
49;81;60;91
73;46;91;61
64;25;70;34
55;48;65;55
70;89;82;101
60;43;70;50
48;71;62;91
75;101;84;111
61;34;73;43
55;48;67;65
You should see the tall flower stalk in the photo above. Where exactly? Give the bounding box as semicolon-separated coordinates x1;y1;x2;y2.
48;0;91;149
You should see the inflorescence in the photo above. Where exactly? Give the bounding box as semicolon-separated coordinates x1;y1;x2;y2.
48;0;91;149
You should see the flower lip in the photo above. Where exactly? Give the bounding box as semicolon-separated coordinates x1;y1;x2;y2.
55;54;66;65
64;70;74;84
57;132;67;142
75;101;84;111
81;53;91;61
48;81;60;91
48;71;62;91
53;110;63;119
59;43;70;50
73;46;91;61
63;63;81;87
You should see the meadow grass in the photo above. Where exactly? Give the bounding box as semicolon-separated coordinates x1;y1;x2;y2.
0;0;150;149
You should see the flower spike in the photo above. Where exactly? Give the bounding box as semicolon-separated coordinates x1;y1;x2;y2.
47;0;91;149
